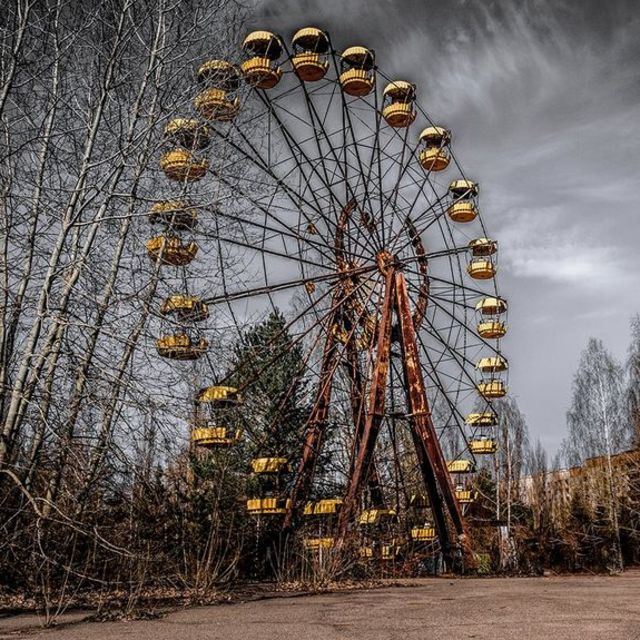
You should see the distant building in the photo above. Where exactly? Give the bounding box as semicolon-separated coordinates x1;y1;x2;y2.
521;449;640;525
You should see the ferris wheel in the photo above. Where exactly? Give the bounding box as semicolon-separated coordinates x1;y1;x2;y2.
149;26;509;564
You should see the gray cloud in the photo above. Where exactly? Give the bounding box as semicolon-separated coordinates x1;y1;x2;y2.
251;0;640;451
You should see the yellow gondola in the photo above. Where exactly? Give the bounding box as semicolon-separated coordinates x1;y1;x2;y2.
468;438;498;454
465;413;498;427
160;294;209;322
291;27;330;82
448;201;478;223
194;88;240;121
303;537;335;550
455;488;477;504
246;497;291;515
467;258;496;280
191;426;242;447
194;61;241;120
155;334;208;360
358;508;396;525
146;235;198;266
160;149;208;182
241;31;283;89
382;80;416;127
477;320;507;339
447;459;475;473
477;380;507;399
447;179;478;222
410;527;437;541
303;498;343;516
250;457;289;474
340;46;375;96
192;386;242;448
197;385;241;404
476;356;508;373
359;544;402;560
418;126;451;172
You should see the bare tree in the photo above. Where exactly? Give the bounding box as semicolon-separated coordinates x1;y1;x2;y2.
494;397;528;530
626;314;640;447
563;338;630;465
562;337;629;571
0;0;251;603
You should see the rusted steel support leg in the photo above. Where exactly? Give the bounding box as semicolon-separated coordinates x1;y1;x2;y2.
344;346;385;508
336;270;396;543
283;330;336;530
395;272;474;567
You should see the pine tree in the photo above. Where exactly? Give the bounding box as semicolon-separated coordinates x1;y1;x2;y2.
230;310;311;461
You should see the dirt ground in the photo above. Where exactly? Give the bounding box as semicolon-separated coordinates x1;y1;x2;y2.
2;573;640;640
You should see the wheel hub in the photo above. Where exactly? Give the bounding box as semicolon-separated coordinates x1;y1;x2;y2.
376;250;397;275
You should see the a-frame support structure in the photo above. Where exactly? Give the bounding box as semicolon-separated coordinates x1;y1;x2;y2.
284;266;471;565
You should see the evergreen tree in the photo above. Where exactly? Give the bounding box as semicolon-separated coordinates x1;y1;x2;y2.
230;310;311;461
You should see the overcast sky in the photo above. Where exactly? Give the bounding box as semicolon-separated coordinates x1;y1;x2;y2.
251;0;640;453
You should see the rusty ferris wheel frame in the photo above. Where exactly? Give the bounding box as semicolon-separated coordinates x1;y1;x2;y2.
170;28;507;563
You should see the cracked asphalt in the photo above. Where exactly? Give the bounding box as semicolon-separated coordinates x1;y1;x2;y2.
5;573;640;640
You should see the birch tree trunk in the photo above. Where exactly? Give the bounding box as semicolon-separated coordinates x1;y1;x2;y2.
563;337;628;571
0;0;250;595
